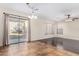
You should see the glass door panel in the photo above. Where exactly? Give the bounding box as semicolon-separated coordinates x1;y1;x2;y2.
8;17;28;44
18;20;26;42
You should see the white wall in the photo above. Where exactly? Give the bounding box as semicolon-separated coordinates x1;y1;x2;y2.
57;20;79;39
0;8;4;46
63;20;79;37
30;19;56;41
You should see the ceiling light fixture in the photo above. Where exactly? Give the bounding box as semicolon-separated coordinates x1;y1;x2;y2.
26;3;39;12
64;14;79;22
28;15;37;19
26;3;39;19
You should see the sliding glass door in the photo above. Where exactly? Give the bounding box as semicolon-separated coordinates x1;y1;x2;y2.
8;17;28;44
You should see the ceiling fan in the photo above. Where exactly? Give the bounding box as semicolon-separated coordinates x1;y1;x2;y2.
64;14;79;22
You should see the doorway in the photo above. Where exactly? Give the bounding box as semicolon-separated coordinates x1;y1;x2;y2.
3;13;31;46
8;18;28;44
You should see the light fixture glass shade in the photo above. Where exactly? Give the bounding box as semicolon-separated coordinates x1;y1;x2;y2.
28;15;38;19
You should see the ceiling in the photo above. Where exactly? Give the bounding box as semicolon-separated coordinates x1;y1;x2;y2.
0;3;79;21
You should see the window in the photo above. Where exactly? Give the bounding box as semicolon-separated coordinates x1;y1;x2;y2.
57;28;63;35
57;23;63;35
45;23;54;35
